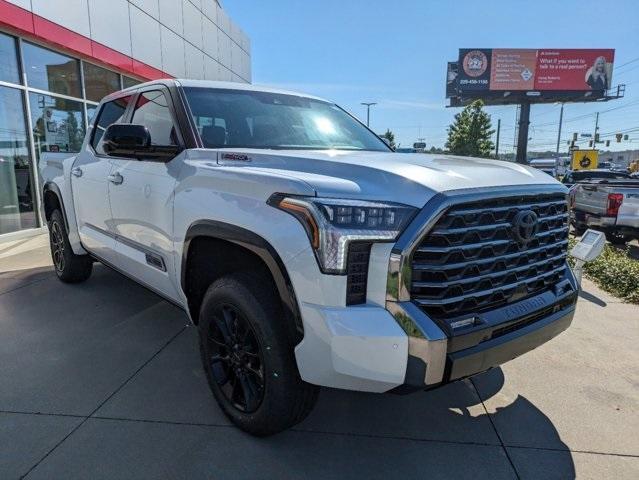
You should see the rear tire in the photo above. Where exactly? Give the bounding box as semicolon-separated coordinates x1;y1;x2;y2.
48;209;93;283
198;272;319;436
571;224;586;236
605;230;629;246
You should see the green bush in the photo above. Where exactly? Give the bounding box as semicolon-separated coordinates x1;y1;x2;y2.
568;238;639;303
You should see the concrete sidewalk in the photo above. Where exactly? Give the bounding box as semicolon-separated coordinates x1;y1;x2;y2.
1;237;637;479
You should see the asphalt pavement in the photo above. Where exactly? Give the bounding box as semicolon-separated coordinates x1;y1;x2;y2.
0;235;637;479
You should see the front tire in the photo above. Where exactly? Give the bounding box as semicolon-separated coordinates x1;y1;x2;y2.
198;272;318;436
48;209;93;283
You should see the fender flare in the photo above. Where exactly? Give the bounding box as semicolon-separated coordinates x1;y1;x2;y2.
42;182;69;233
181;220;304;342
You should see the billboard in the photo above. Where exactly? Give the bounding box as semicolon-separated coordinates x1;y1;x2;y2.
448;48;615;103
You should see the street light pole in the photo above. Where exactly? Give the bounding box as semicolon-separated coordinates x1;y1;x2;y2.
361;102;377;127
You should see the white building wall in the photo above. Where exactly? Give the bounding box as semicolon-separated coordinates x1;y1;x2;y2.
4;0;251;83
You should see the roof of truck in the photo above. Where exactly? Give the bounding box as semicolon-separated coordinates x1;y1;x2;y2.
119;78;330;103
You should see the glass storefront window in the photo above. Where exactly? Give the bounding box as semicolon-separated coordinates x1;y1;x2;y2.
86;104;98;124
122;76;141;89
0;86;37;235
0;32;20;84
22;42;81;98
83;62;121;102
29;92;85;161
0;36;151;237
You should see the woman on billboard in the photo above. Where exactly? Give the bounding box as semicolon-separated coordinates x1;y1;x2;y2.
586;56;610;90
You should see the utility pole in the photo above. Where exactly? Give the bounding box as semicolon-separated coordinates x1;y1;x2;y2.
360;102;377;127
513;105;520;152
515;102;531;164
555;103;564;157
593;112;599;147
495;118;500;159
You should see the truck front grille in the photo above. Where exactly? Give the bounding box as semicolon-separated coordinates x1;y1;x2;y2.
410;192;569;321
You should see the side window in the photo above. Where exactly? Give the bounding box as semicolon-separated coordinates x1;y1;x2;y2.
131;90;178;146
91;95;132;154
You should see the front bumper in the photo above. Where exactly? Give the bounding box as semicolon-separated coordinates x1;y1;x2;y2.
293;271;577;393
386;266;578;390
447;303;574;381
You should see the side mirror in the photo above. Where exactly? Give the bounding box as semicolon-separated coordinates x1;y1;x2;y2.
102;124;181;161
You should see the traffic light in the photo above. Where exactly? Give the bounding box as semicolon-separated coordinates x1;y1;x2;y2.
595;133;600;143
589;140;593;147
624;134;629;141
616;133;623;142
606;140;610;147
572;132;578;141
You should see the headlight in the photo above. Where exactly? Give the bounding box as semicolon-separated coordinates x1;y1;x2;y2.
270;195;417;274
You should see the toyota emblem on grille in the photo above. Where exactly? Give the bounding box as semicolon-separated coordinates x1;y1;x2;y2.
512;210;539;244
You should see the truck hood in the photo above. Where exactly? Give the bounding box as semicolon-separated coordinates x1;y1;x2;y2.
199;149;564;208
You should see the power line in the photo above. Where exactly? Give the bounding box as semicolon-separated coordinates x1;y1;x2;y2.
614;63;639;78
615;56;639;70
530;99;639;129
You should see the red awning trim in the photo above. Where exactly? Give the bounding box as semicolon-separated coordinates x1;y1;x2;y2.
0;0;172;81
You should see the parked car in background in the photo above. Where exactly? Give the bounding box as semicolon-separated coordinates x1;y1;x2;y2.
529;158;558;178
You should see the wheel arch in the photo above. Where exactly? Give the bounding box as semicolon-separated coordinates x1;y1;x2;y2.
181;220;304;343
42;182;69;232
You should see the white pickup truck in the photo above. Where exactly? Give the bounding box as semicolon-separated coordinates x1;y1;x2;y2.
40;80;578;436
570;180;639;244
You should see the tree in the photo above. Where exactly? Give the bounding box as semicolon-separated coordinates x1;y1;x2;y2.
380;129;396;149
445;100;495;158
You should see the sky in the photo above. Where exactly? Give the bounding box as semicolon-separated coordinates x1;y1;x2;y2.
223;0;639;154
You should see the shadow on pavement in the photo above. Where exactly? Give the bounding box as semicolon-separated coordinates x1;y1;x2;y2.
471;369;576;479
0;263;577;479
578;288;607;307
0;266;54;295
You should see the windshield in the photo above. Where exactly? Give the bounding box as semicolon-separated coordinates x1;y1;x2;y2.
183;87;390;152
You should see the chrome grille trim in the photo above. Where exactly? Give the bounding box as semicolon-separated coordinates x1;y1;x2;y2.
415;226;568;254
409;189;569;320
412;239;569;272
412;252;567;289
412;264;568;306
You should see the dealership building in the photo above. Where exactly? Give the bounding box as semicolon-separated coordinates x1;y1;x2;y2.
0;0;251;240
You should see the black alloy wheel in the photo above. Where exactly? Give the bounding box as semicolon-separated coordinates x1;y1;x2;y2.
50;219;66;273
206;303;265;413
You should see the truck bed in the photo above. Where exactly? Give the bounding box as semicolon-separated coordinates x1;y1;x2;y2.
572;181;639;234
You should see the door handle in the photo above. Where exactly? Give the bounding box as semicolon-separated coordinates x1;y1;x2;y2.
71;167;83;178
107;172;124;185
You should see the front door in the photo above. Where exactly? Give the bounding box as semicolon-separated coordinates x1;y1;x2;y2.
107;89;183;302
72;95;133;263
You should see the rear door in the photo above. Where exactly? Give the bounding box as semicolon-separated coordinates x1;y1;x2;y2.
107;87;184;302
72;94;133;261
